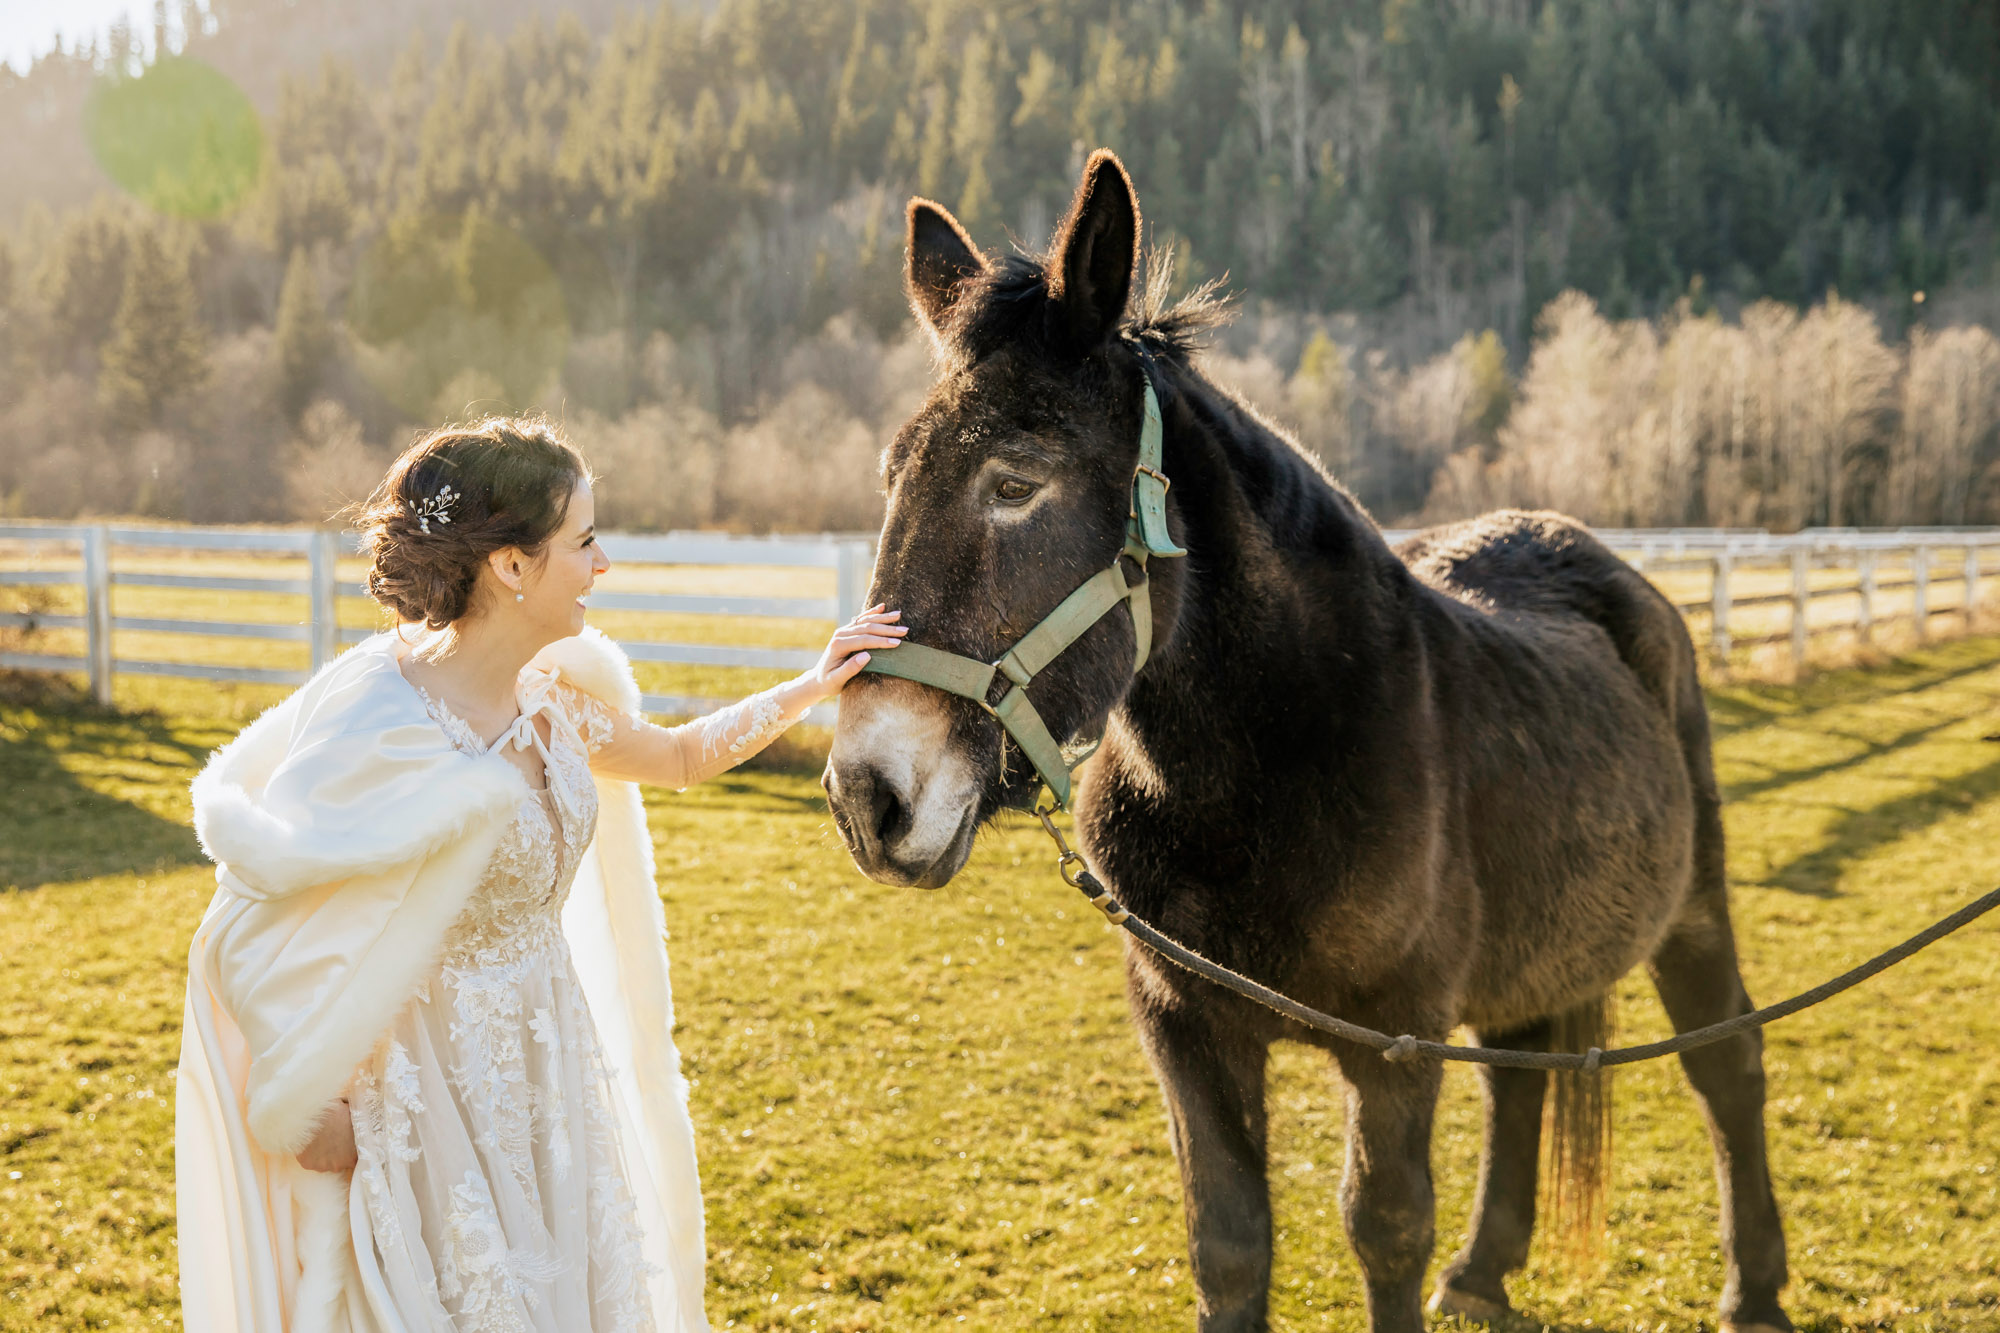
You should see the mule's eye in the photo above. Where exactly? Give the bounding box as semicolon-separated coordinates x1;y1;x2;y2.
994;477;1038;504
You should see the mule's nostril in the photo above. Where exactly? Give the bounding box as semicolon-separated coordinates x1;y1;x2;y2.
870;777;911;850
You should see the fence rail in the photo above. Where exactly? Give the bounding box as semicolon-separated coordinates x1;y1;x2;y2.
4;524;2000;712
1375;525;2000;667
0;522;874;720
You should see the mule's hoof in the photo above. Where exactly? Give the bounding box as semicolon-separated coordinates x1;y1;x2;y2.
1427;1286;1511;1323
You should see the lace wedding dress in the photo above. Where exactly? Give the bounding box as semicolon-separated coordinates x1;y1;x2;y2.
343;670;785;1332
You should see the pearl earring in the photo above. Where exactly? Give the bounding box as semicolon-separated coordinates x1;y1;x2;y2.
514;592;525;603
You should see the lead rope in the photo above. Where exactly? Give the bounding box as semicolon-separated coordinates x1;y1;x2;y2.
1033;798;2000;1071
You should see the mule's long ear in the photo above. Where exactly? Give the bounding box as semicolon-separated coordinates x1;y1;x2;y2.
907;198;986;334
1048;149;1140;350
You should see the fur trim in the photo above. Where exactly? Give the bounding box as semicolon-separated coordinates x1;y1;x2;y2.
192;635;528;900
194;756;525;902
530;624;643;716
188;668;328;875
289;1169;356;1333
243;816;508;1155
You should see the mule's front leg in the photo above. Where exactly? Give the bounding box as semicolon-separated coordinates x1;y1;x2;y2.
1135;1000;1273;1333
1333;1049;1443;1333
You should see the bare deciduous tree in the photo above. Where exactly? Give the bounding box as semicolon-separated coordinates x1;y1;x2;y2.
1896;326;2000;525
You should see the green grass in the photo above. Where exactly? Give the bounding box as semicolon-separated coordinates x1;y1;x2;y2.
3;638;1999;1331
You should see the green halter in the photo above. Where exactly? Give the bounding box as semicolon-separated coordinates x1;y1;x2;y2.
859;377;1186;809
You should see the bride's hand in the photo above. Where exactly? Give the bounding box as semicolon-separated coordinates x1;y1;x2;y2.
802;605;906;701
298;1099;357;1174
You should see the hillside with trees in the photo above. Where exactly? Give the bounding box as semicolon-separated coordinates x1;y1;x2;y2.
1;0;1998;531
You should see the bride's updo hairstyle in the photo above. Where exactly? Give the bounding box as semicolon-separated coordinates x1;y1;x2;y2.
353;416;590;629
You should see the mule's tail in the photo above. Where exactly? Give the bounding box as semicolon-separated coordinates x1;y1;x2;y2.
1541;992;1615;1262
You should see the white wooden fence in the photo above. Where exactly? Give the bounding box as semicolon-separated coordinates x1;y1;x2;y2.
1354;526;2000;668
5;524;2000;709
0;523;873;719
1614;527;2000;667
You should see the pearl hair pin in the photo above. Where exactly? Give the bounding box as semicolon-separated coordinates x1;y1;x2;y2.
408;483;458;535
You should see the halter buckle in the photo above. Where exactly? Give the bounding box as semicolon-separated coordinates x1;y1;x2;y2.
1135;463;1170;490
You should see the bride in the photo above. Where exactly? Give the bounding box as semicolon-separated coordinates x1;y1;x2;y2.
175;416;904;1332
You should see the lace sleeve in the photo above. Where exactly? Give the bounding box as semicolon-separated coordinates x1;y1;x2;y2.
549;680;625;755
686;690;789;769
584;680;811;789
650;685;803;788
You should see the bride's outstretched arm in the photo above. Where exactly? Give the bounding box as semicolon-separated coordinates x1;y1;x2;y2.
585;606;905;788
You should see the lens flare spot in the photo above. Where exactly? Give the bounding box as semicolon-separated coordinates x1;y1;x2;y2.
86;57;262;219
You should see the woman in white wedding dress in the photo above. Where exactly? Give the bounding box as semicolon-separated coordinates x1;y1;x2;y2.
176;417;903;1333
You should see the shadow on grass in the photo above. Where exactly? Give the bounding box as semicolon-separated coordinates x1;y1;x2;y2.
1434;1313;1647;1333
1707;637;2000;742
0;689;208;891
1760;751;2000;896
1721;701;2000;804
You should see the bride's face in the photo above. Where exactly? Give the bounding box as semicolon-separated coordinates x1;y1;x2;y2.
500;477;609;640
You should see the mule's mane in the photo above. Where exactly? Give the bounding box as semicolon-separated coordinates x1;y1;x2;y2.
952;250;1233;364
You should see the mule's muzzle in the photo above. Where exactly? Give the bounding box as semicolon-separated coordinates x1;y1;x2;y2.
825;674;986;887
823;758;977;888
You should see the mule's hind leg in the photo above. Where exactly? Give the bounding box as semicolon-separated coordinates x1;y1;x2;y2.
1135;1003;1274;1333
1331;1047;1443;1333
1649;899;1791;1333
1429;1017;1554;1320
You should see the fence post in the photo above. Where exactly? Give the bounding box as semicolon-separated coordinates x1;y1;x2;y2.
1789;546;1809;669
82;524;113;706
1857;549;1875;645
307;528;339;671
1964;544;1980;630
1709;550;1732;664
834;539;872;627
1912;546;1930;642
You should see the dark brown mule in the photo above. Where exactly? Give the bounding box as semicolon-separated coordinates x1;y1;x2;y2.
824;151;1789;1333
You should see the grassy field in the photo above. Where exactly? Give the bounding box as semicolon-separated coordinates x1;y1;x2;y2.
2;632;1999;1330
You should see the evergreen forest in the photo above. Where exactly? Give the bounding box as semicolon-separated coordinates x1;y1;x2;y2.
2;0;1999;531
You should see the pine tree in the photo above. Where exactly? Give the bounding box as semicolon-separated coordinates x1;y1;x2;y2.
98;225;207;428
1008;47;1075;207
1073;30;1136;157
276;247;334;422
1555;78;1618;205
831;13;895;180
1146;129;1193;244
916;82;954;204
0;235;19;403
951;34;1000;236
37;203;131;370
260;153;356;257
